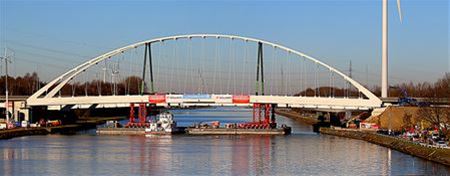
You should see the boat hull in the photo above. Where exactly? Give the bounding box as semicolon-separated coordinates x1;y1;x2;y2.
186;127;291;135
96;127;145;135
145;127;186;135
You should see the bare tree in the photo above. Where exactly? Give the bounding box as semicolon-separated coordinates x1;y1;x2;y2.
402;112;413;130
416;83;450;138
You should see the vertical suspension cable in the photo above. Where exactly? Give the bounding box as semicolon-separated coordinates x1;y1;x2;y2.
344;77;349;98
271;47;276;95
120;53;125;95
99;67;103;96
157;42;162;93
124;52;128;95
286;51;291;96
201;38;206;94
189;39;194;94
164;42;169;93
218;39;223;94
241;41;247;94
332;72;335;97
226;39;232;94
85;71;88;96
299;56;303;96
212;38;219;94
186;38;192;93
96;73;101;96
281;64;285;96
174;39;180;93
315;63;318;97
303;57;306;96
171;41;178;93
184;39;190;93
71;78;75;97
232;39;237;94
111;62;114;95
329;69;332;97
127;49;133;95
317;65;320;97
280;50;285;95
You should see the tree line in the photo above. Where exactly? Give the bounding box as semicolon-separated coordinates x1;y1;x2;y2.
0;72;449;99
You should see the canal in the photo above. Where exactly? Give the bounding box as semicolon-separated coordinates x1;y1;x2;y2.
1;107;449;175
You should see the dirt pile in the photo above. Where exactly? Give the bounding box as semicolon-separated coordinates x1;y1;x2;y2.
366;106;426;130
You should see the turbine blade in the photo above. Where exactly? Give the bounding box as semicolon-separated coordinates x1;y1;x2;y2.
397;0;403;23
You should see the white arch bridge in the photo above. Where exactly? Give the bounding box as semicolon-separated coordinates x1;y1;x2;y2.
26;34;382;111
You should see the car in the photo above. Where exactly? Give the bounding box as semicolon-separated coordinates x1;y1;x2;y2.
436;141;448;148
431;133;439;140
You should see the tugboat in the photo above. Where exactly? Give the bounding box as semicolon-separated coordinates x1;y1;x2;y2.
145;112;184;135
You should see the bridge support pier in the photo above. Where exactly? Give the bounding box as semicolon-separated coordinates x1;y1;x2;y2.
244;103;276;129
126;103;150;128
128;103;135;124
138;103;147;124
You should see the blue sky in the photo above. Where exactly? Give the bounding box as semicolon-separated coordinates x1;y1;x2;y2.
0;0;448;87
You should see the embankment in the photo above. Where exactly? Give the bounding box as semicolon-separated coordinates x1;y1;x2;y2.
0;116;124;140
0;124;96;140
275;109;318;125
320;128;450;166
0;128;49;139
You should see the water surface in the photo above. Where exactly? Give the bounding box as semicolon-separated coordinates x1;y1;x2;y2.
1;107;449;175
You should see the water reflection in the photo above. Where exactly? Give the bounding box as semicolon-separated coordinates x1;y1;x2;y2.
0;107;449;175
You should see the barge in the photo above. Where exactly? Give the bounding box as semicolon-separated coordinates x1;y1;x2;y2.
186;126;291;135
186;122;291;135
96;127;145;135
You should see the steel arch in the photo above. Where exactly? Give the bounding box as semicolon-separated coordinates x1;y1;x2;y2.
27;34;382;106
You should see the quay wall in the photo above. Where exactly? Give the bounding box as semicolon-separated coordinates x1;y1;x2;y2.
275;109;318;125
0;128;48;139
320;127;450;166
0;124;95;140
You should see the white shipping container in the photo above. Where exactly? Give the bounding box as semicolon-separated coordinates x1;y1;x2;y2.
21;121;29;128
0;123;7;129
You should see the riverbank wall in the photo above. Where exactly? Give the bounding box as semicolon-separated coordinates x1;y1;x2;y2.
0;116;124;140
0;124;97;140
320;127;450;166
275;109;318;125
0;128;48;139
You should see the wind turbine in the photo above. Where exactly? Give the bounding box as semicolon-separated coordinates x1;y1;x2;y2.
381;0;403;98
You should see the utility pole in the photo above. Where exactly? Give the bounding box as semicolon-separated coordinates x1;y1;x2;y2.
1;48;12;122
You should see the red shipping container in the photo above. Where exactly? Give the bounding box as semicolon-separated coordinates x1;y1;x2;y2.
232;95;250;104
149;94;166;103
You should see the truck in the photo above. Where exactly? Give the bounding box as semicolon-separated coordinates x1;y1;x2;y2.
47;120;62;127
